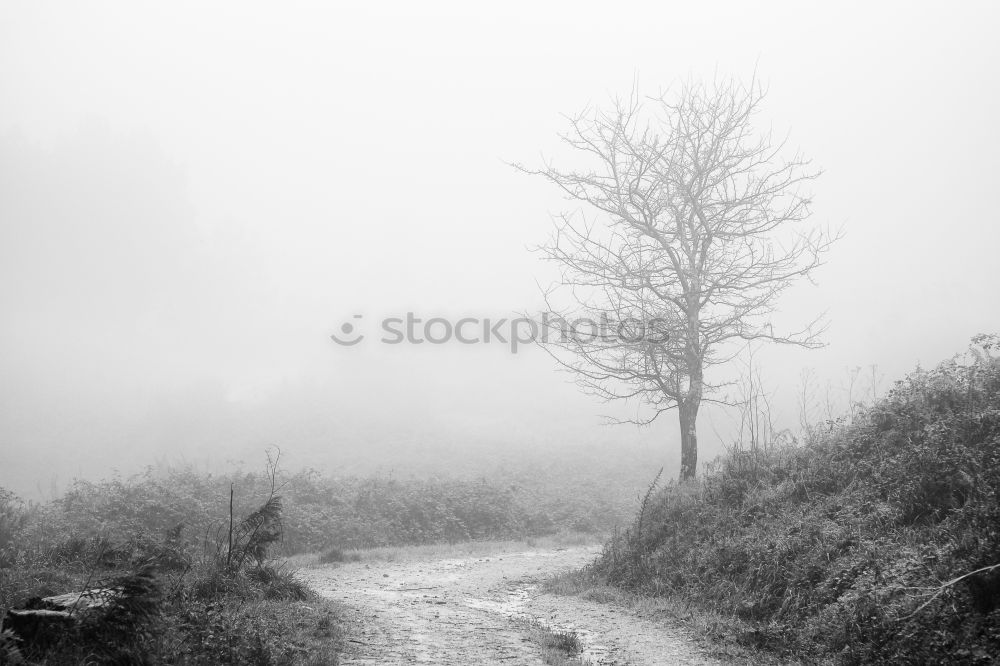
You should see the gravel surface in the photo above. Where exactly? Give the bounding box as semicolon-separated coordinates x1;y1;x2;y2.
300;544;718;665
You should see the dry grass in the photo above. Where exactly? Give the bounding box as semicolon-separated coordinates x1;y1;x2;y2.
523;619;590;665
542;561;802;664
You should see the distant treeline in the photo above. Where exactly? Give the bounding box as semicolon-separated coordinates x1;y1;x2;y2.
1;450;648;561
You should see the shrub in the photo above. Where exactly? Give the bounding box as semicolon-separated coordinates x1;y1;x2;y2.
246;563;311;601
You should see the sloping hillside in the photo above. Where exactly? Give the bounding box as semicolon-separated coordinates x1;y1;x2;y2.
590;335;1000;664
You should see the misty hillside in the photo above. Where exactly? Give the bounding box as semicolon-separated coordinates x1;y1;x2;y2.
574;337;1000;663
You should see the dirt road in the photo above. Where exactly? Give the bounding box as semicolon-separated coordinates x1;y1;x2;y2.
300;545;717;665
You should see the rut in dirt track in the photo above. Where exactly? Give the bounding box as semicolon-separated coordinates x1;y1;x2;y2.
299;544;718;665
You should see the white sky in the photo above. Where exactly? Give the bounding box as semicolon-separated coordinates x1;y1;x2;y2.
2;1;999;496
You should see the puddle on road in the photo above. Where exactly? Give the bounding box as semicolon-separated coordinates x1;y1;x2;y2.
461;583;535;617
460;581;615;664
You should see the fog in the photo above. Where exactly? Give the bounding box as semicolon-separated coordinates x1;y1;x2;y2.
2;1;998;498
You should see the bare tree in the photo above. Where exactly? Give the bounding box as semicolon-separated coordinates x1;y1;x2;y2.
518;77;838;480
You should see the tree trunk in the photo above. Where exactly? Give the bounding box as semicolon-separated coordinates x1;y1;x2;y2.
679;297;703;481
678;400;698;480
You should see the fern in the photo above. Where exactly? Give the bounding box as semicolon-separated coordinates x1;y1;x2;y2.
0;629;25;665
231;495;283;568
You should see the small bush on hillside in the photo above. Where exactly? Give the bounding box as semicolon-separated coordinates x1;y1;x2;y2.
0;489;27;558
246;563;311;601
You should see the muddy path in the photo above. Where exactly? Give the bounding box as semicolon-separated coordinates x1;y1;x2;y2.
300;545;717;665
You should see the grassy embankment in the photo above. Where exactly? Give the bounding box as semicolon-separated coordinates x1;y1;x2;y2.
549;335;1000;664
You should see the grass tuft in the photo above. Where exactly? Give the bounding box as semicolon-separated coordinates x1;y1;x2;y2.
525;620;587;665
